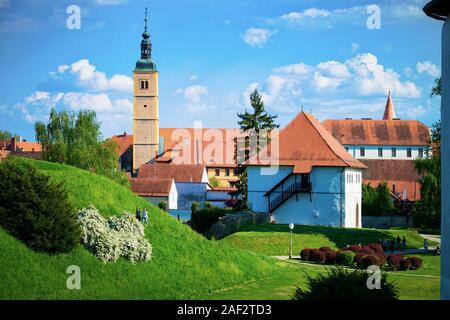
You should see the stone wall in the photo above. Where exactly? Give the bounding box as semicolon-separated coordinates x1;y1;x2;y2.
362;215;414;229
205;212;270;240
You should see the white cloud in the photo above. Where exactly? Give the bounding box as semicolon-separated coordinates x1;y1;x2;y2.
279;8;330;22
416;61;441;77
243;28;277;48
240;52;421;116
351;43;360;53
70;59;133;92
175;85;215;114
189;74;198;81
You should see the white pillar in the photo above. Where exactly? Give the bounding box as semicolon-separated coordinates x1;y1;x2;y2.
441;16;450;300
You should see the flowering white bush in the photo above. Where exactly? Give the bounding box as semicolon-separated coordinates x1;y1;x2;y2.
78;206;152;263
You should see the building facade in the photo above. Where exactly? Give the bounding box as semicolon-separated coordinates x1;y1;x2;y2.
247;112;366;228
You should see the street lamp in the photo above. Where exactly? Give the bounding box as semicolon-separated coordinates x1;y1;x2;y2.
423;0;450;300
289;223;294;259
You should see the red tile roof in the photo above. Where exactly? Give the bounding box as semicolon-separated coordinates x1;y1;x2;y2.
322;119;430;146
111;134;133;157
138;163;206;183
360;159;420;182
130;178;174;197
365;180;421;201
249;112;366;173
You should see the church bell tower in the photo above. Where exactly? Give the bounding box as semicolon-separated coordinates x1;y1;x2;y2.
133;7;159;172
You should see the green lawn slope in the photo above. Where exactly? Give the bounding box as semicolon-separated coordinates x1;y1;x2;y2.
0;158;278;299
221;224;432;256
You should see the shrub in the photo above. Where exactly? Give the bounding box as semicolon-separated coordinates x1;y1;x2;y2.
190;207;227;234
78;206;152;263
324;251;337;264
0;160;80;254
375;252;387;267
368;243;384;253
319;246;333;252
387;254;404;271
355;253;367;266
360;254;381;269
311;249;326;264
300;248;312;261
360;245;376;255
191;201;199;214
158;201;167;211
293;267;399;300
346;245;362;253
336;250;356;266
407;257;423;270
400;258;412;271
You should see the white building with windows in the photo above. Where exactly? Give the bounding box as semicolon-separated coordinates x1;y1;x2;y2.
247;112;366;228
322;92;430;204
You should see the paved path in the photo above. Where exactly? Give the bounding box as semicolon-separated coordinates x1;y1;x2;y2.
421;234;441;245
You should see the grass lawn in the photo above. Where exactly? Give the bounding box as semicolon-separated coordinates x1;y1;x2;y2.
207;253;441;300
222;224;434;256
0;158;279;299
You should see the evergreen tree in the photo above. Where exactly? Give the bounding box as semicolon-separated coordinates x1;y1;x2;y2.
0;159;80;254
235;90;279;210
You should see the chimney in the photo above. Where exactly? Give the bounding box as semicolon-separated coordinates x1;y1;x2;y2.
123;131;127;136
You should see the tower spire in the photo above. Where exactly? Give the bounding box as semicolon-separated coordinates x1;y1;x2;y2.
144;7;148;33
382;90;397;120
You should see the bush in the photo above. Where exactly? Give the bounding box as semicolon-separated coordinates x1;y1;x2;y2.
311;249;326;264
0;160;80;254
360;245;376;255
190;207;227;234
387;254;404;271
367;243;384;253
355;253;367;266
360;254;381;269
300;248;312;261
78;206;152;263
346;245;362;253
375;252;387;267
336;250;356;266
158;201;167;211
400;259;412;271
319;246;333;252
407;257;423;270
324;251;337;264
293;267;399;300
191;201;199;214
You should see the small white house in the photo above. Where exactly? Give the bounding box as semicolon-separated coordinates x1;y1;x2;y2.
130;178;178;210
247;112;367;228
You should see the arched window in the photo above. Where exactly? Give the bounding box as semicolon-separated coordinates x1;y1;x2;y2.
145;81;149;89
140;81;145;89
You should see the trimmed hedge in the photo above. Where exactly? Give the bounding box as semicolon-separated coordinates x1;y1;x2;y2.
408;257;423;270
300;248;312;261
336;250;356;266
311;249;326;264
190;207;227;234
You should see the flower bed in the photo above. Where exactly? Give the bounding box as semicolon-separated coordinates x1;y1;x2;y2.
299;242;423;271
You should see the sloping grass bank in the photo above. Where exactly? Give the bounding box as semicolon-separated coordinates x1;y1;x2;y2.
0;158;278;299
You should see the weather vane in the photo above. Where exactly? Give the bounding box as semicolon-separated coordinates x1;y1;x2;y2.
144;7;148;32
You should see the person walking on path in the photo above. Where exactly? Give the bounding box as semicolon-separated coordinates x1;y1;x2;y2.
402;236;407;251
424;239;429;253
135;207;141;222
142;208;149;225
396;235;401;250
390;239;395;253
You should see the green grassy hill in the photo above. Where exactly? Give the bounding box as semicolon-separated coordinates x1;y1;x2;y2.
221;224;432;256
0;158;278;299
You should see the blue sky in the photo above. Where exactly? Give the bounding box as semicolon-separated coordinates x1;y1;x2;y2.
0;0;443;141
